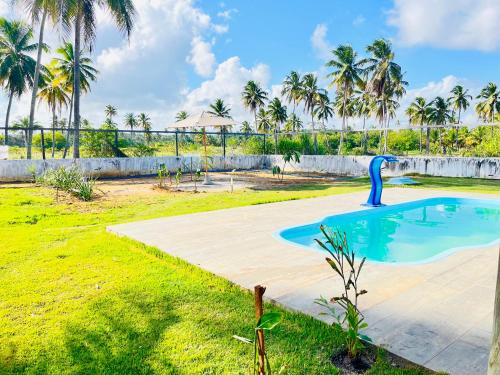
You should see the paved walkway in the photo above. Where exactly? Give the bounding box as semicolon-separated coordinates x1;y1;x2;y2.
108;188;500;374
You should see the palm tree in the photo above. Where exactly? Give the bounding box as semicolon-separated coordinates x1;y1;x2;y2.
0;19;40;147
12;117;41;148
406;97;432;153
104;105;117;122
476;83;499;137
430;96;452;154
137;112;152;143
124;113;136;131
326;45;364;154
52;42;97;158
208;98;231;118
175;111;188;122
284;113;302;132
301;73;321;130
268;97;287;154
281;71;303;113
37;66;70;157
371;90;399;152
353;81;372;153
242;80;268;132
449;85;471;150
65;0;136;158
24;0;60;159
256;108;272;134
240;120;252;134
314;91;334;130
363;39;407;152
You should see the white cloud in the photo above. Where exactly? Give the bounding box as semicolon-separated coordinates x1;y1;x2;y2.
186;36;216;77
213;24;229;34
388;0;500;51
352;15;365;27
217;9;237;20
180;56;270;122
311;24;332;60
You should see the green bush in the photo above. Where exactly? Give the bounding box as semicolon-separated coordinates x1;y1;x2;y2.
38;166;95;201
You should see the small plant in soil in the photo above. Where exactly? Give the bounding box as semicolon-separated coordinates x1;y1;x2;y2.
272;149;301;182
193;169;202;192
315;226;371;370
157;163;168;188
175;168;182;188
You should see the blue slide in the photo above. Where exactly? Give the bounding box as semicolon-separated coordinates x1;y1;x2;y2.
363;155;398;207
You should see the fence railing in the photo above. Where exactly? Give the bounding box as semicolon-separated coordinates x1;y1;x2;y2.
1;123;498;160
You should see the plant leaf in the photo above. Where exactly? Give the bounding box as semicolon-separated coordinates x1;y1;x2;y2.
256;312;282;330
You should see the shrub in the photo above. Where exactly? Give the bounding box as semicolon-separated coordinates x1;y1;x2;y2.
38;166;95;201
130;143;157;157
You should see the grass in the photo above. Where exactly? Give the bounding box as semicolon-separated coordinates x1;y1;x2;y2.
0;176;497;374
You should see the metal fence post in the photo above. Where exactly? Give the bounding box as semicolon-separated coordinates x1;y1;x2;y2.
222;130;226;157
114;130;118;150
41;129;46;160
175;131;179;157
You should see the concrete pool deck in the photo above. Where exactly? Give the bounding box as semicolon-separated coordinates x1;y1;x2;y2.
108;188;500;374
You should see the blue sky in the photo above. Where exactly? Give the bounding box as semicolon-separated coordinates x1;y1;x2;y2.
1;0;499;128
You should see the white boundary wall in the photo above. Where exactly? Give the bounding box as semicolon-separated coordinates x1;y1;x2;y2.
0;155;499;181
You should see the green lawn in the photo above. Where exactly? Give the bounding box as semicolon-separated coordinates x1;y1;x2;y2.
0;176;496;374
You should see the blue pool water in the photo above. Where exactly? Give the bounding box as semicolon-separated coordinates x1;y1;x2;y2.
278;197;500;264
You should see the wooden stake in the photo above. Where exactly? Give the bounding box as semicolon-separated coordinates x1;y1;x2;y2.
254;285;266;375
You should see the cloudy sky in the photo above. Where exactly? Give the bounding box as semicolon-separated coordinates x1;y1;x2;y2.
1;0;499;130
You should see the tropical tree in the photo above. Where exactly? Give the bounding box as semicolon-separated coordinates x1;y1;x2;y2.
301;73;321;130
326;45;364;154
430;96;452;153
268;97;287;133
281;71;303;113
476;83;499;137
242;80;268;131
175;110;188;122
104;105;117;122
363;39;407;152
124;113;136;131
406;97;432;153
353;81;373;153
314;91;334;130
240;120;252;134
448;85;471;150
37;65;70;157
371;89;399;152
208;98;231;118
0;19;40;146
12;116;41;147
65;0;136;158
284;113;302;132
52;42;97;158
256;108;272;134
137;112;152;142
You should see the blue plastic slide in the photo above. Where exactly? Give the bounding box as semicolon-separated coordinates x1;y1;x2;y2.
363;155;398;207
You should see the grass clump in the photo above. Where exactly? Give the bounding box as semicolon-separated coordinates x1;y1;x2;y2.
37;166;95;201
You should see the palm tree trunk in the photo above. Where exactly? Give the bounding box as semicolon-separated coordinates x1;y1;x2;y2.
4;91;14;145
339;88;347;155
51;108;56;158
384;115;389;153
426;126;430;154
362;116;367;154
63;90;74;159
488;248;500;375
254;109;258;133
73;12;82;159
419;121;423;153
455;108;461;151
27;8;48;160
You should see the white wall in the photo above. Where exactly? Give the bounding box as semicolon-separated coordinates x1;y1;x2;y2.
0;155;498;182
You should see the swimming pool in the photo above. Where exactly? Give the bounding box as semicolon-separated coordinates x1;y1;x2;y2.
278;197;500;264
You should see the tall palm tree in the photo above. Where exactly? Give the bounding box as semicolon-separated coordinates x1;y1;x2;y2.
52;42;97;158
65;0;136;158
37;66;70;157
0;19;40;146
326;45;364;154
430;96;452;154
281;71;303;113
268;97;287;154
104;105;117;122
406;97;432;153
242;80;268;132
137;112;152;143
256;108;272;134
363;39;407;152
353;81;372;153
24;0;60;159
301;73;322;131
124;113;136;130
475;83;499;137
208;98;231;118
175;111;188;122
449;85;471;150
12;116;41;147
313;91;334;130
284;113;302;132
